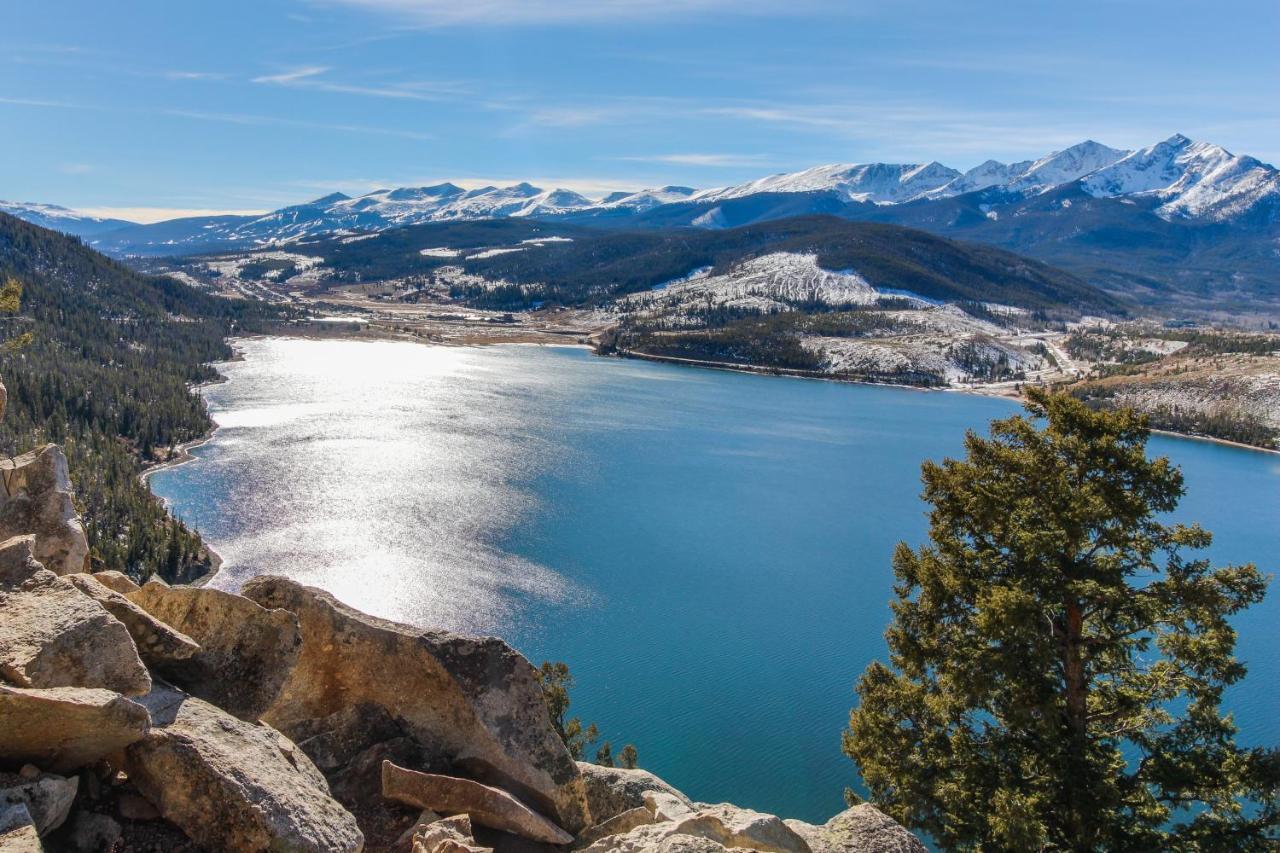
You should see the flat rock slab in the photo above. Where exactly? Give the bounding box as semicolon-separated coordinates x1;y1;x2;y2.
382;761;573;846
129;581;301;721
66;574;200;670
88;570;140;595
0;444;89;576
242;575;585;831
0;685;150;774
125;684;363;853
0;571;150;696
583;803;812;853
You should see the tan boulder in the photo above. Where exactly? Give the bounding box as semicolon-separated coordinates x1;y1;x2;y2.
0;569;150;696
88;570;140;595
574;806;656;849
0;803;42;852
0;773;78;837
128;581;301;720
410;815;491;853
784;805;926;853
0;445;89;576
382;761;573;846
242;575;585;830
577;762;692;825
0;685;149;774
125;683;363;853
65;574;200;670
583;802;811;853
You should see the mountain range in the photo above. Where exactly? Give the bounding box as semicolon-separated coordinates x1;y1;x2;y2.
4;134;1278;309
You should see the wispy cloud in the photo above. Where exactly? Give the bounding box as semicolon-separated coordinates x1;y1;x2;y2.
313;0;830;26
163;70;228;81
163;108;434;141
613;153;772;167
59;163;93;175
252;65;466;100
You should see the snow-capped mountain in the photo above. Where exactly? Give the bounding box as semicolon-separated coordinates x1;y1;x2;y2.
7;134;1276;259
696;161;963;205
1082;134;1280;223
0;200;136;238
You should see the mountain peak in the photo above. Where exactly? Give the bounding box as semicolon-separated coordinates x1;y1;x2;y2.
308;192;351;206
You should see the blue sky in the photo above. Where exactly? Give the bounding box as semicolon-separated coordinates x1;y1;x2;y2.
4;0;1277;221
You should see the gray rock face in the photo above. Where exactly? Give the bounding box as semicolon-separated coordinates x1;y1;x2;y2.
0;685;150;774
65;811;122;853
0;536;43;590
0;568;150;696
65;574;200;670
382;761;573;846
124;684;364;853
0;445;89;576
785;806;927;853
241;576;586;831
128;581;301;720
0;773;78;836
577;762;693;825
0;802;42;852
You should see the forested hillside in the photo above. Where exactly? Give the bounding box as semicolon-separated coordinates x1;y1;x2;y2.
302;215;1119;314
0;212;282;581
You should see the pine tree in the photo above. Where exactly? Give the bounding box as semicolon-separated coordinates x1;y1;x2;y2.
619;744;639;769
845;389;1277;850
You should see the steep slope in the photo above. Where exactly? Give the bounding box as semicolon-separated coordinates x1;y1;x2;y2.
0;200;136;238
0;212;281;580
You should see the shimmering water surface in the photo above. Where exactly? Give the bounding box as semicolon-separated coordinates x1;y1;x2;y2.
150;337;1280;823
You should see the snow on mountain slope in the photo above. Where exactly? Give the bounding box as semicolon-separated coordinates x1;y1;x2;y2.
597;186;698;212
623;253;881;320
697;161;962;204
928;141;1129;199
0;200;136;237
1082;134;1280;222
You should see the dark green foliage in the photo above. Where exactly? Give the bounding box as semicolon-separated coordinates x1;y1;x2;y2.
595;742;614;768
303;216;1116;314
845;390;1277;850
0;213;282;581
536;661;599;761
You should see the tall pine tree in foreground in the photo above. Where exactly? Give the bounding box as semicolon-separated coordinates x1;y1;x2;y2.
845;389;1278;850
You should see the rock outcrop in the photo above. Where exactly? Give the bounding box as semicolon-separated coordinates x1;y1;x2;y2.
129;581;302;720
581;801;812;853
0;565;151;696
242;575;586;832
65;574;201;671
382;760;574;846
124;684;364;853
577;762;692;825
785;806;928;853
0;444;89;576
0;685;150;774
410;814;490;853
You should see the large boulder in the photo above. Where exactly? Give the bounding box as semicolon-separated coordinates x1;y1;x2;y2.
583;802;811;853
241;576;586;831
382;761;573;846
0;537;42;590
577;762;692;825
128;581;301;720
0;445;89;576
784;806;926;853
0;685;150;774
124;684;363;853
65;574;200;671
0;773;77;836
0;568;150;696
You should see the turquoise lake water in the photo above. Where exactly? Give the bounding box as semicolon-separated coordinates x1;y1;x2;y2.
149;338;1280;823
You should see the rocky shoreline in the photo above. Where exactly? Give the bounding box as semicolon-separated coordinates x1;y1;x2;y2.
1;421;926;850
